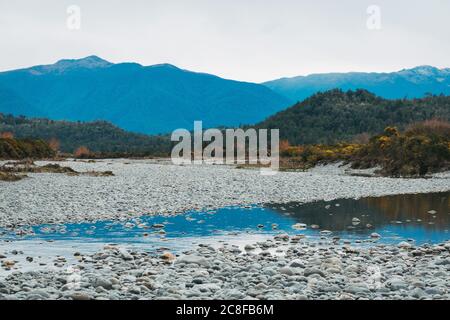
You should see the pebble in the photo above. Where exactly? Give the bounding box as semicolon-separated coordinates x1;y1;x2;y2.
176;255;210;268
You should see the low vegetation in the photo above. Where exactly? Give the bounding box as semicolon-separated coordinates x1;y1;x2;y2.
0;136;55;160
279;119;450;177
0;160;114;182
350;120;450;176
0;171;27;182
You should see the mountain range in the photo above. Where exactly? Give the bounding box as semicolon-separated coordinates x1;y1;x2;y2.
1;56;449;135
264;66;450;102
0;56;290;134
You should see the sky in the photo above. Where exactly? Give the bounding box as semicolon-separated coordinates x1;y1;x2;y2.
0;0;449;82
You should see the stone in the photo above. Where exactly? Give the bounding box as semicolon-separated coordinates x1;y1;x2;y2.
292;223;307;230
370;233;381;239
290;259;305;268
161;252;176;261
279;267;295;276
398;242;412;249
28;290;50;299
119;249;133;261
70;292;91;300
387;277;408;291
303;268;326;278
176;255;210;268
345;283;370;295
1;260;15;268
244;244;256;251
94;277;113;290
275;234;289;241
435;258;450;266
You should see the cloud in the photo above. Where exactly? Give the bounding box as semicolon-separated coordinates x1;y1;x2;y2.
0;0;449;82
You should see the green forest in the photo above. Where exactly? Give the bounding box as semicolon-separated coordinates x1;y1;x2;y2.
0;114;172;157
256;89;450;145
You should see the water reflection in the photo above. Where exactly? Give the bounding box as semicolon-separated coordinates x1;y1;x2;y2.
1;192;449;246
267;192;450;244
268;192;450;232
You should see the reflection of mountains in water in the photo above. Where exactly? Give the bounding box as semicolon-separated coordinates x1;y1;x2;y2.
266;192;450;232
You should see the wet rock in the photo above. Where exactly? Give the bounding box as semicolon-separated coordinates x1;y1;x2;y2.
398;242;412;249
274;234;289;241
370;233;381;239
292;223;307;230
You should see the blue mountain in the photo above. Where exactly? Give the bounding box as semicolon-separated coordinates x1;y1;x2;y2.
264;66;450;102
0;56;290;134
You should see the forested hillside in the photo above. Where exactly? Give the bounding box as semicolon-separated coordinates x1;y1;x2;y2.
256;89;450;145
0;114;171;156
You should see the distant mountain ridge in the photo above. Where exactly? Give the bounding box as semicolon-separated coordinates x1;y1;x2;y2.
264;66;450;102
0;56;290;134
2;57;450;136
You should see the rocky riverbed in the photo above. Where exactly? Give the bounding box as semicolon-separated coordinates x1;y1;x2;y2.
0;159;449;300
1;236;450;300
0;159;449;228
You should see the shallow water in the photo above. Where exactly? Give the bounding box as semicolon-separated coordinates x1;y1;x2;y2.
1;192;449;250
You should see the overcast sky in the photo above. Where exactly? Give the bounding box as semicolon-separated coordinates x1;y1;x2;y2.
0;0;449;82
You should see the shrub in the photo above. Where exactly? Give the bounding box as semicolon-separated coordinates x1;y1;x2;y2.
74;146;91;158
0;138;55;160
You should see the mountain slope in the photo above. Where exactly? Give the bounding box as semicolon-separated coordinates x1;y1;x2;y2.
0;56;290;134
255;89;450;145
264;66;450;102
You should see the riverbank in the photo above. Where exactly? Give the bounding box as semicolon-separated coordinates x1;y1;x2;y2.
0;159;449;228
1;236;449;300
